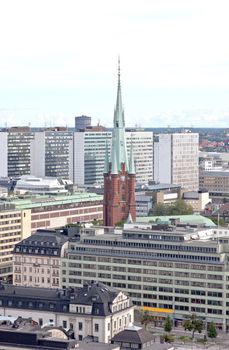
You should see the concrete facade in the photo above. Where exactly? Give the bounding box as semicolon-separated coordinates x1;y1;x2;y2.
154;133;199;191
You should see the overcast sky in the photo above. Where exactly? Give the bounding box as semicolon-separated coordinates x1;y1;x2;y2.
1;0;229;128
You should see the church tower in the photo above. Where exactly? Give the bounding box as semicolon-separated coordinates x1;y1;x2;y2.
103;60;136;226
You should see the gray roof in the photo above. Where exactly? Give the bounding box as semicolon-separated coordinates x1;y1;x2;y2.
71;281;125;316
111;326;154;344
0;281;128;317
14;230;68;256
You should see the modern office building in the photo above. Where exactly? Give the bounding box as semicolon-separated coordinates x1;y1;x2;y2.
30;128;73;179
13;230;69;288
0;204;31;282
0;127;34;177
73;130;153;186
154;133;199;191
0;281;134;343
62;223;229;331
73;128;112;186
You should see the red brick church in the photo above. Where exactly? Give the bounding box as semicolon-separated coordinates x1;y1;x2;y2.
103;61;136;226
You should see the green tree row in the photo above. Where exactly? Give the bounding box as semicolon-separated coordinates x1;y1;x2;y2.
149;200;193;216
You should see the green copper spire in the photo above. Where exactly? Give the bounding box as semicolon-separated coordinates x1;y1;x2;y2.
104;138;109;174
111;58;129;174
129;136;135;175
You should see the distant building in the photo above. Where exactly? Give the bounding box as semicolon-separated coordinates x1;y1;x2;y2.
199;170;229;202
0;127;34;177
73;130;153;186
31;128;73;179
0;281;134;343
14;175;70;195
75;115;91;131
154;133;199;191
13;230;69;288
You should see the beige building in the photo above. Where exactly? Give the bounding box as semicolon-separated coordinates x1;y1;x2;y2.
13;230;68;288
200;170;229;202
183;190;210;212
154;133;199;191
0;192;103;232
63;223;229;331
0;205;30;282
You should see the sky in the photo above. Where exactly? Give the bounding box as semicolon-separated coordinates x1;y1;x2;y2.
1;0;229;128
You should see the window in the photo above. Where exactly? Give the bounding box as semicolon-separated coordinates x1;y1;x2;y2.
8;301;12;307
39;318;43;326
63;320;67;328
107;323;110;331
79;335;83;341
94;323;99;332
79;322;83;331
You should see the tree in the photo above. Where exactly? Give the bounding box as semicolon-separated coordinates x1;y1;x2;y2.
208;322;217;339
164;316;173;333
140;312;155;330
182;314;203;340
150;200;193;216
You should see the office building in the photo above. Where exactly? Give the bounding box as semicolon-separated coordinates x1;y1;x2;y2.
73;130;153;186
154;133;199;191
0;192;103;232
103;61;136;226
199;170;229;202
0;204;31;282
13;230;69;288
31;128;73;179
0;127;34;177
73;129;112;186
0;281;134;343
63;223;229;331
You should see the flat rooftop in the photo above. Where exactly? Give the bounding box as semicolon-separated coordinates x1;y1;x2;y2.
0;192;103;210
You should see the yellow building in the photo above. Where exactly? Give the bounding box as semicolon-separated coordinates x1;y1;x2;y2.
0;205;31;282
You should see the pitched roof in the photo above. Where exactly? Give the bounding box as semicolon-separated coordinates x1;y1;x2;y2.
111;326;154;344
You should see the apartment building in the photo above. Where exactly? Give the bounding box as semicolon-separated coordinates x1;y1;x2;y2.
30;128;73;179
13;230;68;288
154;133;199;191
0;192;103;232
0;204;31;282
0;281;134;343
62;223;229;331
0;127;34;177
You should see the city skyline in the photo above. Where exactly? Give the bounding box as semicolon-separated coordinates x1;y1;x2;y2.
1;0;229;127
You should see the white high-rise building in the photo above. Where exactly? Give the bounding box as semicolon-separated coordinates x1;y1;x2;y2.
0;128;34;177
73;129;153;186
31;129;73;180
154;133;199;191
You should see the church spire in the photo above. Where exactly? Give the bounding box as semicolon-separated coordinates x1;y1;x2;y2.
112;57;128;172
129;136;135;175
